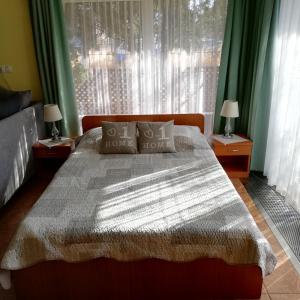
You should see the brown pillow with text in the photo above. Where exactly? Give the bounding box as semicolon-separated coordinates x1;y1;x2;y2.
100;122;138;154
137;121;176;153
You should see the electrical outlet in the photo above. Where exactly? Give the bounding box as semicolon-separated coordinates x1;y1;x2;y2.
0;65;13;74
6;65;12;73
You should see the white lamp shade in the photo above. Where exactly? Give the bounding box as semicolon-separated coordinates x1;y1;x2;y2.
44;104;62;122
220;100;239;118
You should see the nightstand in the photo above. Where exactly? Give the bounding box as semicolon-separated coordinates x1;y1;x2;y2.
32;141;75;175
212;135;253;179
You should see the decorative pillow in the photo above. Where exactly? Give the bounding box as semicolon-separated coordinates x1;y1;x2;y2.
137;121;176;153
99;122;138;154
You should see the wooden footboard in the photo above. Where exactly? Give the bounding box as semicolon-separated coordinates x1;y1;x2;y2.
12;258;262;300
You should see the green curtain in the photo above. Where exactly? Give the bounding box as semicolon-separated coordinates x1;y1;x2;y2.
214;0;280;171
29;0;79;137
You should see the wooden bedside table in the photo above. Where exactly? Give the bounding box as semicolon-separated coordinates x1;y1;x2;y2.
32;141;75;175
212;135;253;179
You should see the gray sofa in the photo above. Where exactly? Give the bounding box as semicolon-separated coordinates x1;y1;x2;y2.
0;103;45;207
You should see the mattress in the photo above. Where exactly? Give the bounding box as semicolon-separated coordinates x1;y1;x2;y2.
1;127;276;276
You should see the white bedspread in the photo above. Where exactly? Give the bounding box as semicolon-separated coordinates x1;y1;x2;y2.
1;128;276;276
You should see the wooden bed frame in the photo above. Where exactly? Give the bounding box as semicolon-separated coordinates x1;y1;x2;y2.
11;114;263;299
82;113;206;133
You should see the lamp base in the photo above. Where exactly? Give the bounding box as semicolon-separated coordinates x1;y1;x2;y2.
51;122;61;141
224;117;233;138
51;136;62;142
223;133;233;139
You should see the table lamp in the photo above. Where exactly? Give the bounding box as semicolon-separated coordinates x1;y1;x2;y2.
220;100;239;138
44;104;63;141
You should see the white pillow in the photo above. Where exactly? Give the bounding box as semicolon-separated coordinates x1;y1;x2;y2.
77;127;102;150
174;125;209;151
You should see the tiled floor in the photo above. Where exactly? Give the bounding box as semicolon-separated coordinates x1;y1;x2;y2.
233;179;300;300
0;176;299;299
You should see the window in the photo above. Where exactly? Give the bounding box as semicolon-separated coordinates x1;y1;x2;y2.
64;0;227;117
264;0;300;213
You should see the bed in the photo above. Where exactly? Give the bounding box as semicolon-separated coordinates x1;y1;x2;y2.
0;114;276;299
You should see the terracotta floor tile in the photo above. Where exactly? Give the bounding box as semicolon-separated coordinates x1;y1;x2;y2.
266;235;289;263
264;260;300;293
259;295;271;300
235;294;270;300
262;284;268;294
269;294;300;300
257;221;273;237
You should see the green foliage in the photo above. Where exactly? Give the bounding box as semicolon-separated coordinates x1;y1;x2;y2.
64;0;227;52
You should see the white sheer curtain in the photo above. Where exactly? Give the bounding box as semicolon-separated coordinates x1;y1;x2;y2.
63;0;227;123
264;0;300;212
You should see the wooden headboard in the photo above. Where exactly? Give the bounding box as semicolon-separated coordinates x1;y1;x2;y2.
82;114;205;133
